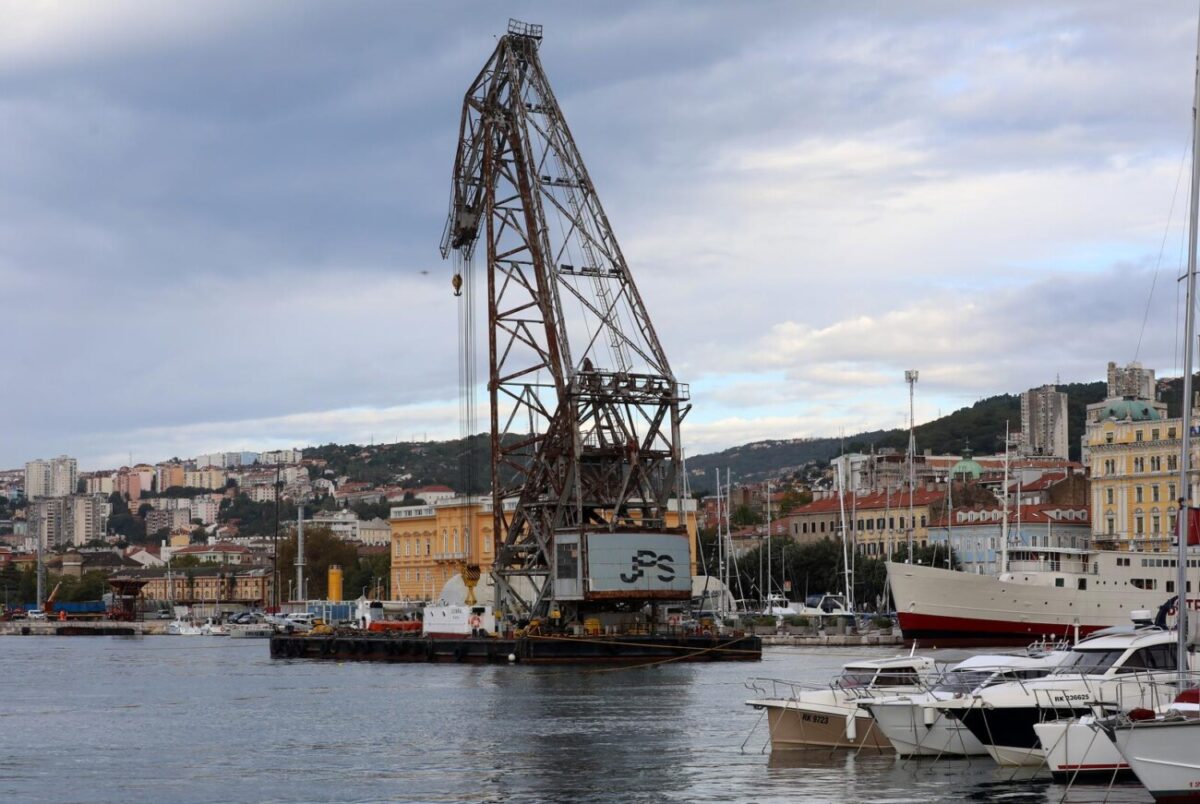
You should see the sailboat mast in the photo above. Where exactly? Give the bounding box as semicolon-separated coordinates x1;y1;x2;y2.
1177;8;1200;677
766;481;772;601
1001;422;1010;575
837;459;854;611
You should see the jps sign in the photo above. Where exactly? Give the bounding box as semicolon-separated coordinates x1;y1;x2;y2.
587;532;691;593
619;549;676;584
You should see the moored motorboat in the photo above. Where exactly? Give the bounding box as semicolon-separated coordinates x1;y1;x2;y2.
862;649;1067;757
746;653;941;750
933;616;1189;766
1102;687;1200;801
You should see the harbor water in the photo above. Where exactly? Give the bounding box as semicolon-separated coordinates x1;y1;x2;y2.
0;638;1153;803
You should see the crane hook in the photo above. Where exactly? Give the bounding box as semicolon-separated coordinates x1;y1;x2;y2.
452;273;463;297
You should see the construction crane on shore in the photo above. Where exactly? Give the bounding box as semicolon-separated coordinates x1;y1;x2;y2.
441;20;692;623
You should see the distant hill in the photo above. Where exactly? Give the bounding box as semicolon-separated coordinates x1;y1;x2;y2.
685;381;1108;490
313;381;1112;493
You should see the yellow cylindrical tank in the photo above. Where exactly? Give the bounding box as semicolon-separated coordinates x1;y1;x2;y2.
327;565;343;602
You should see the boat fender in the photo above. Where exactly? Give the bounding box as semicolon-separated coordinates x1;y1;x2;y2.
469;614;482;629
922;707;936;728
845;713;857;742
507;653;517;663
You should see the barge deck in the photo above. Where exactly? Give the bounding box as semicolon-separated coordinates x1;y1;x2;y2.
270;632;761;664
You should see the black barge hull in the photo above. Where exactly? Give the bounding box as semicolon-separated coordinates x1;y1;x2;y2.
270;633;761;664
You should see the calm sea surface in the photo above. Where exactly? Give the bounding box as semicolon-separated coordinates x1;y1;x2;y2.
0;638;1153;803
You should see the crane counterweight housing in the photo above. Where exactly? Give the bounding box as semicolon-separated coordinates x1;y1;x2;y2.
442;19;692;622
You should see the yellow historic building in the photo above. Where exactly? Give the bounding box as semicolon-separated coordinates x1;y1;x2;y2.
1086;399;1194;552
389;497;698;601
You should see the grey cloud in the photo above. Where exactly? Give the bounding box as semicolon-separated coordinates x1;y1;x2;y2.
4;1;1200;466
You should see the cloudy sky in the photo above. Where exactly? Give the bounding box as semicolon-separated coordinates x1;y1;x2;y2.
4;1;1200;469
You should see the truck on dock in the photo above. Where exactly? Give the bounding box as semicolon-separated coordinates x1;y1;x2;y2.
49;601;108;620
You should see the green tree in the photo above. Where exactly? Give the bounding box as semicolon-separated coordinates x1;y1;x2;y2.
343;552;391;600
778;489;813;515
274;526;358;600
731;505;762;527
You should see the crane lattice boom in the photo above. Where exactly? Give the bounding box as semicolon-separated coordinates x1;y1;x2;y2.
443;20;691;620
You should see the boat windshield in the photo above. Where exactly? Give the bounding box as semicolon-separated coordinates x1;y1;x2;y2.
838;666;923;689
1053;649;1125;675
934;667;1053;694
933;670;994;695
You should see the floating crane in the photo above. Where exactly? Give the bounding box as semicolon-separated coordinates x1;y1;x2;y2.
441;20;692;624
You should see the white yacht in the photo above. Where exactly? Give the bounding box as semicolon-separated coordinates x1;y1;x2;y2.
1103;686;1200;800
228;623;274;639
933;619;1188;766
861;650;1067;757
166;619;202;636
746;653;941;750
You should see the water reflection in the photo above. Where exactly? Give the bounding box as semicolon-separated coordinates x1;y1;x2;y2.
0;640;1159;804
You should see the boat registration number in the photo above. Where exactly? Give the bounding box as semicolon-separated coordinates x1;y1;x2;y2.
801;713;829;725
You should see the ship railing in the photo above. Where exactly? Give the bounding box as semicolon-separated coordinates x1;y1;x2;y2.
744;677;831;701
1030;670;1200;720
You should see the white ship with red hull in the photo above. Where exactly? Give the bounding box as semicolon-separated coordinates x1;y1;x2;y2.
887;553;1199;644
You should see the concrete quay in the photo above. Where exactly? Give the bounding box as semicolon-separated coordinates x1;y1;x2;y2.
0;621;168;636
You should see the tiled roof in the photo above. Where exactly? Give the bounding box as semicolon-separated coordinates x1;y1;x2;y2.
786;489;946;516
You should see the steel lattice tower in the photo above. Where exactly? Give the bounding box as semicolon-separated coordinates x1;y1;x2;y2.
441;20;691;621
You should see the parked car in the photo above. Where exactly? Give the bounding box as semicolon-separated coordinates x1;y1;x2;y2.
155;609;172;620
27;609;46;620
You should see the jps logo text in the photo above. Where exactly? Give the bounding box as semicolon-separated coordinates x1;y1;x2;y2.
620;550;675;583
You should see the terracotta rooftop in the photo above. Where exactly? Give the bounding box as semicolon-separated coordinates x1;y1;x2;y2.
787;489;946;515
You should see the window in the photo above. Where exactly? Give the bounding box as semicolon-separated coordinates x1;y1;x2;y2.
1136;430;1144;442
1153;513;1161;534
1106;517;1115;535
1055;577;1064;587
1134;457;1145;473
1078;578;1087;590
1119;644;1177;673
1152;429;1160;440
1169;427;1177;438
1135;515;1144;535
1136;486;1144;503
1106;488;1114;505
921;515;927;527
1169;455;1179;471
1106;432;1114;444
1153;485;1160;502
1151;456;1162;472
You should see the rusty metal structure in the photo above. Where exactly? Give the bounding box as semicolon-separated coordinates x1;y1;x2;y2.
441;20;690;621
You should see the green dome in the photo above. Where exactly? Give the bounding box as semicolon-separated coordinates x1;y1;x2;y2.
1098;399;1161;422
950;449;983;479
